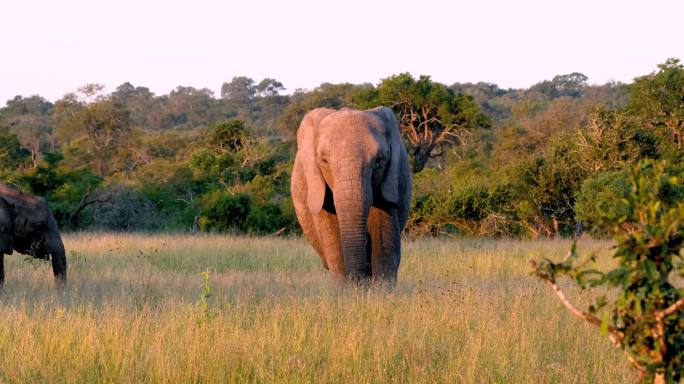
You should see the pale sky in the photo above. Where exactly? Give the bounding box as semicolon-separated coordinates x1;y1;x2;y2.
1;0;682;105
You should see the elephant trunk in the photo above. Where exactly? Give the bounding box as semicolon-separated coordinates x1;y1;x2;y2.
46;216;67;287
334;161;372;282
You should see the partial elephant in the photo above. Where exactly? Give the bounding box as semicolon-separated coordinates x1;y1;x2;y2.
0;183;67;287
291;107;412;283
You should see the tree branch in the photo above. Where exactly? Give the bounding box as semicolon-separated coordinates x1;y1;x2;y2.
658;296;684;318
68;187;113;226
542;279;624;339
540;278;647;375
652;295;684;368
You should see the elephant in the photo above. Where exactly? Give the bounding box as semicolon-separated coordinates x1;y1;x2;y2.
0;182;67;287
291;107;412;283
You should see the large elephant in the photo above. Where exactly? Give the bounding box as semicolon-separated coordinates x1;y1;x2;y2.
0;183;67;287
291;107;412;283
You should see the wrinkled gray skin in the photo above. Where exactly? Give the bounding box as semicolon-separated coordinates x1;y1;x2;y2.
0;183;67;287
291;107;412;283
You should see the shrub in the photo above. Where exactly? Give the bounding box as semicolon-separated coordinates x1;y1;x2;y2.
574;170;631;234
576;167;684;234
408;164;522;236
533;161;684;383
199;191;252;232
198;190;297;235
88;185;160;231
245;203;287;234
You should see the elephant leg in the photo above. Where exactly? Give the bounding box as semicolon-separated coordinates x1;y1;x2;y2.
293;179;343;276
368;206;401;283
313;210;345;279
291;176;327;267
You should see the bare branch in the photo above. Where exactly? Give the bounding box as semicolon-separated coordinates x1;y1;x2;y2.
543;279;624;339
68;187;113;226
541;279;647;375
652;295;684;367
268;227;287;237
658;296;684;318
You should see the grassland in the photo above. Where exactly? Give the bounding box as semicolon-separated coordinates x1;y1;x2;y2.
0;234;632;383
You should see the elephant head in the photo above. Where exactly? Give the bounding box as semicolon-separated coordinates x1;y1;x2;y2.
296;107;407;281
0;183;67;287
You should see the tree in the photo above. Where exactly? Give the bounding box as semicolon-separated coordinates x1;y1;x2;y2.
76;83;106;103
190;120;271;186
221;76;256;103
250;94;291;135
521;138;587;236
165;86;217;128
0;95;54;167
57;100;132;177
583;81;628;110
627;58;684;151
551;72;589;98
256;78;285;97
359;73;490;173
493;96;589;163
0;126;29;180
277;82;372;137
17;152;106;228
528;72;588;99
533;161;684;383
52;93;82;126
207;119;250;153
450;82;513;120
110;82;156;128
573;108;658;174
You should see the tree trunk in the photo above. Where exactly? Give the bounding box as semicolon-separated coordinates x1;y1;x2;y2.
192;216;200;233
412;144;434;173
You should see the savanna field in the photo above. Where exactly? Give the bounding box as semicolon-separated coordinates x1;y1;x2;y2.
0;234;634;383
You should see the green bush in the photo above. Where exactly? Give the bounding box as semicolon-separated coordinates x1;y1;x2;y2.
199;191;252;232
574;170;631;234
197;190;297;234
0;127;29;181
409;163;523;236
533;160;684;382
88;185;161;231
245;203;288;234
576;166;684;234
17;152;104;228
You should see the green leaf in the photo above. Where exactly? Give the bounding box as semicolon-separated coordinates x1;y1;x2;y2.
635;298;642;315
602;267;627;285
644;260;658;280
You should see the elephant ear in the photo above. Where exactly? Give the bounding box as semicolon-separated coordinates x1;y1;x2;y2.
374;106;406;205
0;198;13;254
296;108;336;214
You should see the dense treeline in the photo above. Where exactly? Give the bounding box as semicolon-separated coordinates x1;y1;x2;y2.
1;59;682;236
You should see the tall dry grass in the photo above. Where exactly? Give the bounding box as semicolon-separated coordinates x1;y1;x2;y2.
0;234;632;383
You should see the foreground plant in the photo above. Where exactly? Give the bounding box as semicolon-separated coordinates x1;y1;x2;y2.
195;270;217;325
532;161;684;383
